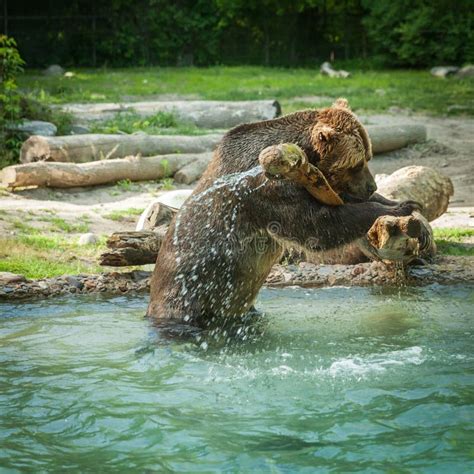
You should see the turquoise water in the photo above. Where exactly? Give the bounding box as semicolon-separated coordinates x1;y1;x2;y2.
0;285;473;473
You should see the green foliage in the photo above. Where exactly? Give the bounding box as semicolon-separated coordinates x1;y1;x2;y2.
0;35;25;167
116;179;133;191
0;36;74;168
9;1;472;68
362;0;474;66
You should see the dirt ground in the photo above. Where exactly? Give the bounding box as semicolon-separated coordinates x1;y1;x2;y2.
0;112;473;239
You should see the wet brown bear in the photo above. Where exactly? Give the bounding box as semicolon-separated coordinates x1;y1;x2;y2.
147;99;418;327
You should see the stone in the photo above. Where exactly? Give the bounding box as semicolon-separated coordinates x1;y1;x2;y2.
456;65;474;78
316;266;333;277
66;276;84;290
78;233;98;245
320;62;350;78
430;66;459;78
0;272;26;284
43;65;65;76
8;120;57;137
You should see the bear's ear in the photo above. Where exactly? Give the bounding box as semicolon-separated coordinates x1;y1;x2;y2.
316;125;335;142
332;98;350;110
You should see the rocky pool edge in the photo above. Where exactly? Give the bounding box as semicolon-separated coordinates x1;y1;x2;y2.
1;256;473;302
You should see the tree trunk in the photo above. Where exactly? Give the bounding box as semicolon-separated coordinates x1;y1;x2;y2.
375;165;453;221
1;153;205;188
20;134;222;164
56;100;282;129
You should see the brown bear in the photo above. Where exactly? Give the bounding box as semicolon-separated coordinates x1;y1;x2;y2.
146;99;419;327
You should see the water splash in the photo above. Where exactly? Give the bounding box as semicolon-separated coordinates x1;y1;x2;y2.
171;165;268;325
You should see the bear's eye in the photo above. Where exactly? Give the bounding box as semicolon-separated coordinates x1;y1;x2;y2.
350;162;364;173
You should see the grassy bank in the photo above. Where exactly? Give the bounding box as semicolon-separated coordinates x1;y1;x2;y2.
0;235;105;279
1;228;472;280
18;66;474;116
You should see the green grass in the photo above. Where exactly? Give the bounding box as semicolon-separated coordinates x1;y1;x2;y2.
433;228;474;240
47;217;89;233
17;66;474;116
433;228;474;257
0;234;105;279
116;179;134;191
104;207;144;222
89;111;214;136
160;178;175;190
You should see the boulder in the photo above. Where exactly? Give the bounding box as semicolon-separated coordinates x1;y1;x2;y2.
430;66;459;78
0;272;26;284
320;62;351;78
78;233;98;245
457;65;474;78
8;120;57;137
70;124;91;135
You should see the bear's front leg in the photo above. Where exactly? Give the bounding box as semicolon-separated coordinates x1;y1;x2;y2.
246;180;421;253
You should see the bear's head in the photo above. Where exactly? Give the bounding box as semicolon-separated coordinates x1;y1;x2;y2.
311;98;377;202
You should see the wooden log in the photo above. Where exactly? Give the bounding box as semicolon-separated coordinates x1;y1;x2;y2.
368;125;427;154
308;166;452;265
364;212;435;263
174;154;212;184
18;124;426;165
57;100;282;129
20;134;221;163
1;153;199;188
375;165;453;221
99;229;166;266
136;203;177;231
258;143;343;206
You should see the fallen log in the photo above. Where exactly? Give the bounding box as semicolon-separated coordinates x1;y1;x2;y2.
136;203;177;231
99;228;166;266
174;154;212;184
364;212;435;264
20;134;221;163
375;166;453;221
19;124;426;165
1;153;205;188
57;100;282;129
368;125;427;154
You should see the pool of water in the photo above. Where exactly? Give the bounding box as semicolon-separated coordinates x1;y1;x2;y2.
1;285;473;473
